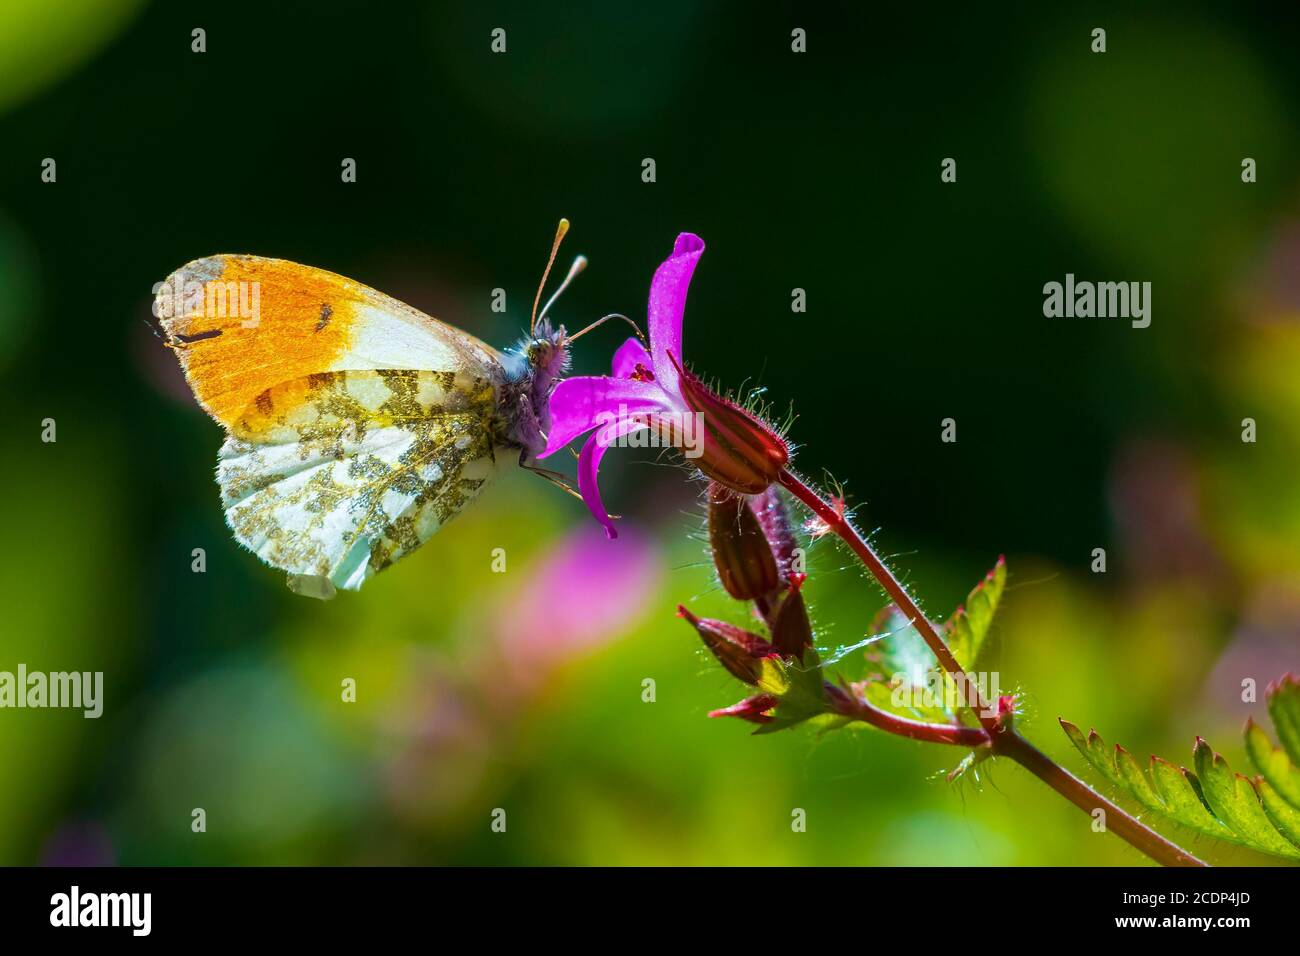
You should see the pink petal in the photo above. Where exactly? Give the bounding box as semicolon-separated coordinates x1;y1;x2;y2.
577;418;649;539
648;233;705;403
540;375;667;457
610;336;652;379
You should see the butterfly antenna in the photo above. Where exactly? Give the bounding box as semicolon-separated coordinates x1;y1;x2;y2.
537;254;588;327
566;312;646;346
530;218;570;336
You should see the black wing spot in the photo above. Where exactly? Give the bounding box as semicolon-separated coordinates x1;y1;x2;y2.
316;303;333;332
174;328;223;344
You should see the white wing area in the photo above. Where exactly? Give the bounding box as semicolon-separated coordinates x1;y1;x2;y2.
214;369;503;592
219;426;497;591
333;289;505;374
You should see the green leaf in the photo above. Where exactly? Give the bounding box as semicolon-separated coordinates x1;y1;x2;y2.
861;605;953;723
1193;738;1300;858
865;605;935;690
1147;756;1231;838
1259;780;1300;847
1267;674;1300;767
945;556;1006;670
1115;744;1163;808
1060;719;1300;860
752;648;829;734
1060;720;1124;789
1245;717;1300;807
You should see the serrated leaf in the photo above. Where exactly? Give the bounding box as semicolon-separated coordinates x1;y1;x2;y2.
1059;719;1300;859
1259;779;1300;848
1267;674;1300;767
1244;718;1300;808
1061;720;1125;789
1147;756;1231;838
945;556;1005;670
1193;738;1300;858
1115;745;1163;809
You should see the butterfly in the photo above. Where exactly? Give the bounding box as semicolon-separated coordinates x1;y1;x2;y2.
155;221;635;598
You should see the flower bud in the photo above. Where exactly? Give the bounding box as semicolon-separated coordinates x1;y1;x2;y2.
677;605;773;685
708;694;779;724
673;358;789;495
768;582;813;661
750;486;799;586
707;484;779;601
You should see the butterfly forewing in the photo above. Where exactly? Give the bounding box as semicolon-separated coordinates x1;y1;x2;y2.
157;254;506;436
158;256;512;591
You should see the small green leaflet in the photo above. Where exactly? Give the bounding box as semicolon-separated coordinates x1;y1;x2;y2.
944;555;1005;671
753;648;834;734
1244;718;1300;806
1266;674;1300;774
1060;686;1300;861
861;557;1006;727
862;605;953;723
1253;675;1300;847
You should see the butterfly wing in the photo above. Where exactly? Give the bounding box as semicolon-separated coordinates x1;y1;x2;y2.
218;370;503;591
156;254;507;438
156;257;511;591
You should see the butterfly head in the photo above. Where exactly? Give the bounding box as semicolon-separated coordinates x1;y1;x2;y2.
502;320;570;456
523;319;571;381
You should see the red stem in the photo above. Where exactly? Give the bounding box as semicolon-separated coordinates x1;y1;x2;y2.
778;470;998;732
833;684;991;747
777;467;1207;867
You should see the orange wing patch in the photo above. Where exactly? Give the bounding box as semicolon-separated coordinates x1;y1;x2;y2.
156;256;359;432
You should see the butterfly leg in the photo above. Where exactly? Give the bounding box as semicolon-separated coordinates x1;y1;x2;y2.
518;449;583;501
517;450;619;520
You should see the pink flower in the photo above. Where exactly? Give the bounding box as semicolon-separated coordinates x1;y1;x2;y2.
541;233;789;538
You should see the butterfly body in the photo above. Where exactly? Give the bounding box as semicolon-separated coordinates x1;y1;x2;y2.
156;254;571;594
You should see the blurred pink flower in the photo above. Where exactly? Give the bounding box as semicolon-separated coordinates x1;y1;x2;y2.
494;523;660;685
381;524;661;826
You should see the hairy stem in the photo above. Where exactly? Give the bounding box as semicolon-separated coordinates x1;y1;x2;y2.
777;470;998;732
776;467;1207;867
833;685;992;746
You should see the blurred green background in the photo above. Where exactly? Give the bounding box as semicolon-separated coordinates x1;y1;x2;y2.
1;1;1298;865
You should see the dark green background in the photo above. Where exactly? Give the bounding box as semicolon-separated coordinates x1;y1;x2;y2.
0;1;1297;865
